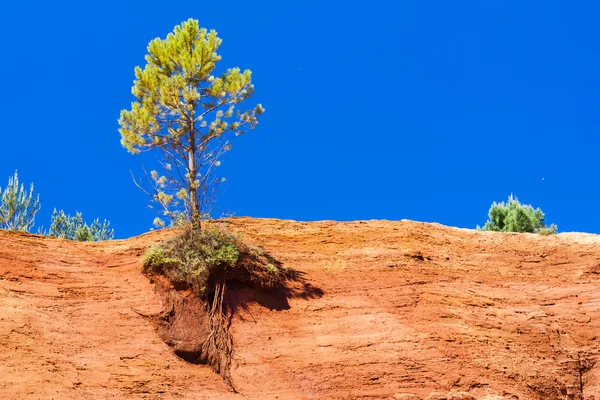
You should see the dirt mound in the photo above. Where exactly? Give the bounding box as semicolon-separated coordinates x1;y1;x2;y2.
1;218;599;399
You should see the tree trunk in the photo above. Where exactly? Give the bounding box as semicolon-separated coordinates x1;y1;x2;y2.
188;157;201;230
188;123;202;230
191;195;201;229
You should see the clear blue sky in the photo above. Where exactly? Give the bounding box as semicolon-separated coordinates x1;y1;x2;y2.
1;1;598;238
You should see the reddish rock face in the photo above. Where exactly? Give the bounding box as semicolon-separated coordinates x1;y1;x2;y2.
0;218;599;399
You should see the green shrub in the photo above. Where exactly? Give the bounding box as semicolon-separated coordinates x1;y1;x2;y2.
142;224;283;297
45;209;114;241
0;171;40;232
75;225;92;242
537;224;558;236
143;246;180;273
481;195;557;234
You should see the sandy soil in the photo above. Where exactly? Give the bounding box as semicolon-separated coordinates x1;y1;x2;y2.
1;218;599;399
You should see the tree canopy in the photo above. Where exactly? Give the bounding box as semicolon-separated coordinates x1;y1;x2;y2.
0;171;40;232
119;18;264;227
481;194;557;234
45;209;114;241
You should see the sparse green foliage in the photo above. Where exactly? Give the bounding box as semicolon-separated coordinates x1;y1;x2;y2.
46;209;114;241
537;224;558;236
143;246;180;272
481;195;557;234
119;18;264;228
89;218;114;241
75;225;93;242
0;171;40;232
48;209;82;239
142;224;282;296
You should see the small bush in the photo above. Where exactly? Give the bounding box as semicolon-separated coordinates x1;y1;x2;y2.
0;171;40;232
537;224;558;236
142;224;283;298
143;246;180;273
481;195;557;234
45;209;114;241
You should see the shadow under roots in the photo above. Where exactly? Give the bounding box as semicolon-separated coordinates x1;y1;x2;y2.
173;349;204;364
146;256;323;393
224;269;324;313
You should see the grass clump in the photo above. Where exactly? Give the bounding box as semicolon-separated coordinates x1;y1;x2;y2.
537;224;558;235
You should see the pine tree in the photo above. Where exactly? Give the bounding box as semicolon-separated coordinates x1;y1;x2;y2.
48;208;81;239
119;19;264;228
481;194;557;234
46;209;114;241
89;218;114;241
0;171;40;232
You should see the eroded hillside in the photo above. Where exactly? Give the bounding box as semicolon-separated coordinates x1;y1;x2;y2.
0;218;599;399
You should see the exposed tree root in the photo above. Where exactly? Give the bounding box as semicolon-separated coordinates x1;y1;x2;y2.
201;277;236;392
141;224;307;393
